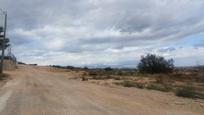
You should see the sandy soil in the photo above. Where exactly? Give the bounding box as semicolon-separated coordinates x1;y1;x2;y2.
0;65;203;115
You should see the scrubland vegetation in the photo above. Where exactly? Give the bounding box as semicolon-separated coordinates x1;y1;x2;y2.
49;54;204;99
85;54;204;99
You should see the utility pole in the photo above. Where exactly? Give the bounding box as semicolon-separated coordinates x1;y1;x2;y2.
0;11;7;73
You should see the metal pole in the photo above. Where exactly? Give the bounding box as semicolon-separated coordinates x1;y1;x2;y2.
0;11;7;73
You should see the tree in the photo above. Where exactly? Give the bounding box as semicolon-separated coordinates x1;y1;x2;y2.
137;54;174;73
104;67;113;71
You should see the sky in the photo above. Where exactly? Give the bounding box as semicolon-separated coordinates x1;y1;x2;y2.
0;0;204;67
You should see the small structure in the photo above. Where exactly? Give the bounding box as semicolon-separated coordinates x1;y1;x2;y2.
0;51;17;71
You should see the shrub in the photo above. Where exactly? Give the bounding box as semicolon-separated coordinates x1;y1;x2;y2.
134;83;145;89
146;83;171;92
91;75;114;80
83;66;89;70
81;77;88;81
175;86;196;98
104;67;113;71
66;66;75;70
92;76;101;80
114;77;121;80
116;71;123;76
89;71;98;76
122;81;135;87
121;81;144;88
137;54;174;74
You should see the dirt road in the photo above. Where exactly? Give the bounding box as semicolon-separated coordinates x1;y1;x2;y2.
0;65;203;115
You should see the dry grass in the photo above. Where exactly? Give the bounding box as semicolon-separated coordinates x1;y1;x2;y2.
175;85;196;98
78;68;204;99
116;81;145;89
48;66;204;99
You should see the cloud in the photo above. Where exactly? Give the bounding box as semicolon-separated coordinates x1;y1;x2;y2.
0;0;204;66
195;42;204;48
158;47;176;52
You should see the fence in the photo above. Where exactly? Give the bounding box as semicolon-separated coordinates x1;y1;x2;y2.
0;47;17;70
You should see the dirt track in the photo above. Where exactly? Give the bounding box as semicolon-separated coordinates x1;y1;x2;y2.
0;65;203;115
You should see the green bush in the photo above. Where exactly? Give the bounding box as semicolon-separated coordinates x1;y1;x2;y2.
175;86;196;98
137;54;174;74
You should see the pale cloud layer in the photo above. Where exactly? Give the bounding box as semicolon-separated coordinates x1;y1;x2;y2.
0;0;204;67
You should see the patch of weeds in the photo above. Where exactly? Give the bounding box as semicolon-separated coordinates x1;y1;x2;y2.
81;77;88;81
92;76;101;80
124;81;135;87
113;82;121;86
175;85;196;98
0;73;9;81
89;71;98;76
114;77;121;80
120;81;144;89
194;92;204;99
117;71;124;76
146;83;171;92
92;75;112;80
106;75;114;79
134;83;145;89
